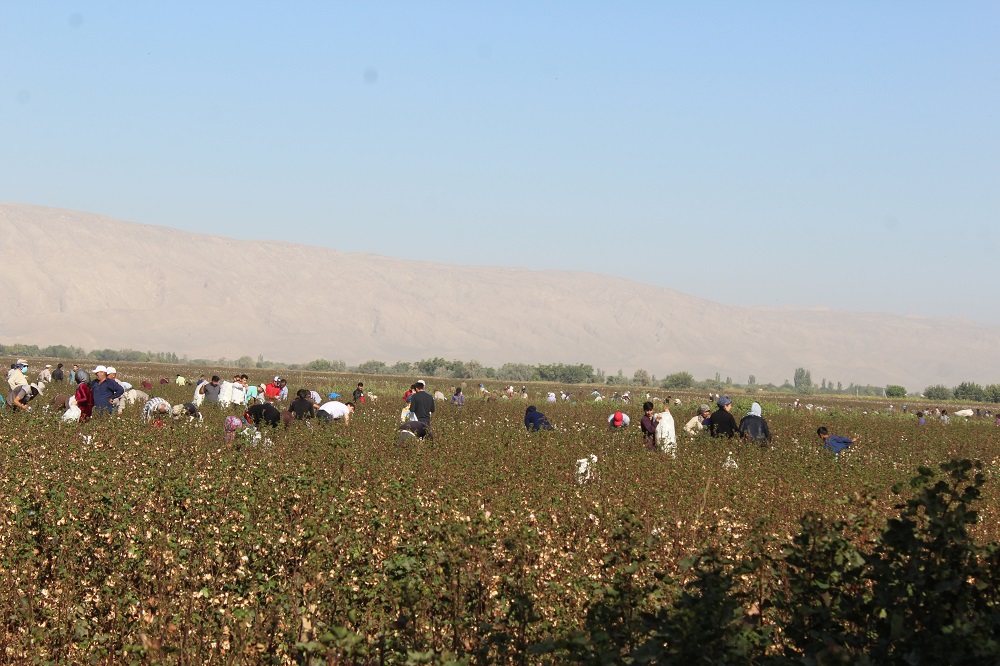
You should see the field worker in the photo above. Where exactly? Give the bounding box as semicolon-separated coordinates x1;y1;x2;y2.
409;380;435;425
289;389;316;420
90;365;124;416
37;364;53;383
739;402;772;448
709;396;739;439
75;380;94;422
608;411;631;429
640;401;658;451
524;405;554;431
685;404;712;436
192;375;208;406
224;415;244;443
547;392;557;403
278;379;289;401
398;420;434;443
521;386;528;399
7;361;28;391
172;402;203;422
817;427;858;457
655;405;677;457
308;389;322;405
142;396;172;422
7;383;42;411
52;363;65;382
246;380;260;404
106;367;130;390
199;375;222;404
175;374;186;386
452;387;466;406
404;383;417;403
317;400;354;425
353;382;365;403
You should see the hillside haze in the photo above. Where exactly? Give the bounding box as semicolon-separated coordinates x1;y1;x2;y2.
4;203;997;389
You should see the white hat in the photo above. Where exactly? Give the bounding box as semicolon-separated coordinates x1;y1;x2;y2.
45;364;52;368
106;366;117;374
416;379;426;388
16;359;27;365
94;365;108;373
29;383;43;396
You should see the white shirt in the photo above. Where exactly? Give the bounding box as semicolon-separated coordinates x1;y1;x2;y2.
318;401;351;419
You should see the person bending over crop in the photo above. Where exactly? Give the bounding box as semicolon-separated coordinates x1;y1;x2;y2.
524;405;554;431
817;427;858;456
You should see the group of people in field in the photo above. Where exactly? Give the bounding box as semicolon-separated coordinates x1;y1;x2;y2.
13;359;974;459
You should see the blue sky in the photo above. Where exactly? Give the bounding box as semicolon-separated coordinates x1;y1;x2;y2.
4;2;998;323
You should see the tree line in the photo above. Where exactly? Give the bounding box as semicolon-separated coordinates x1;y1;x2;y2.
4;343;999;400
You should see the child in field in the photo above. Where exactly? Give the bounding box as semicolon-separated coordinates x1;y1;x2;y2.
817;427;858;457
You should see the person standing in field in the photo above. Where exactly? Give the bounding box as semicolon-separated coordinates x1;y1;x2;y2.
199;375;223;405
451;386;466;406
738;402;772;448
709;396;739;439
408;380;435;425
52;363;65;382
353;382;365;404
37;364;53;383
640;401;658;451
75;379;94;422
90;365;124;416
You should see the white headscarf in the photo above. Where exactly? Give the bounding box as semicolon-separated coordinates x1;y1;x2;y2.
749;402;762;417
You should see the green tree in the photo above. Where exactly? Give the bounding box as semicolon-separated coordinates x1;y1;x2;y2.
793;367;813;392
496;363;537;382
661;372;694;389
954;381;985;402
984;385;1000;403
355;360;388;375
924;384;952;401
632;369;652;386
885;385;907;398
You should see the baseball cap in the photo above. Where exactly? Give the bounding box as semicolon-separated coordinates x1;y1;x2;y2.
416;380;426;388
717;396;732;407
612;411;624;426
106;366;117;374
94;365;108;373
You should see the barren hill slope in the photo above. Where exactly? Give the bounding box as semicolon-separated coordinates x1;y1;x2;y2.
3;203;997;389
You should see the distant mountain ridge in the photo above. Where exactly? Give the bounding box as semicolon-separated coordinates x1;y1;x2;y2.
3;202;998;389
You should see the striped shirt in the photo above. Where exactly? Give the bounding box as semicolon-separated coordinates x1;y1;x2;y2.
142;397;171;421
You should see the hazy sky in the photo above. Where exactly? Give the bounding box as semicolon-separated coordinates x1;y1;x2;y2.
4;3;998;323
